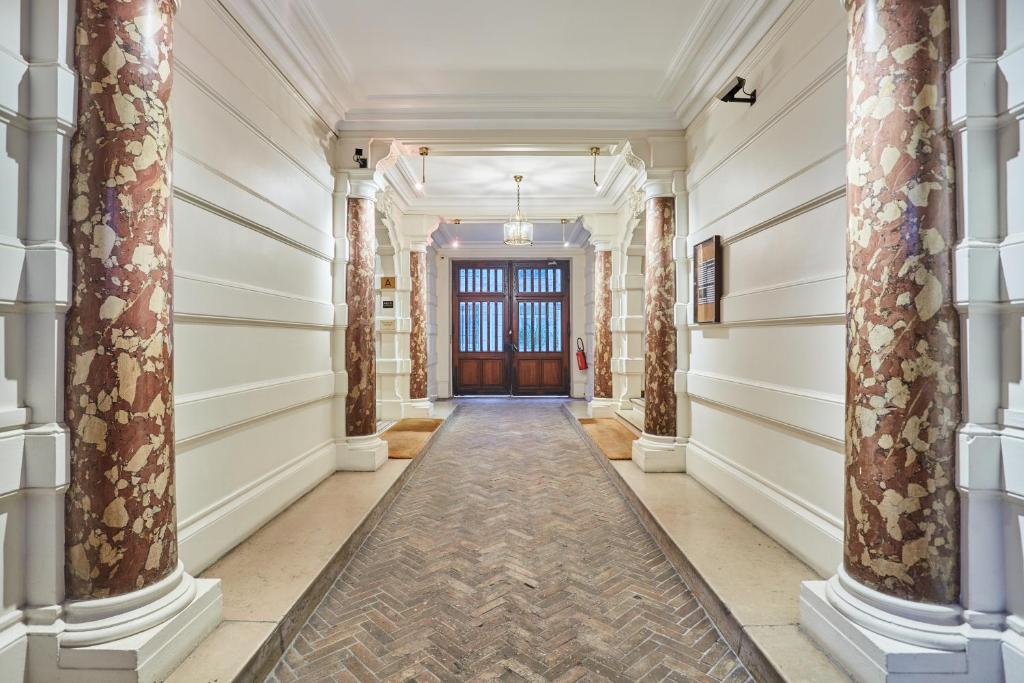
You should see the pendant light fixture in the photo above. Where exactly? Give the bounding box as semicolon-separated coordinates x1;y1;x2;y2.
561;218;570;247
451;218;460;248
590;146;600;188
415;146;429;191
503;175;534;246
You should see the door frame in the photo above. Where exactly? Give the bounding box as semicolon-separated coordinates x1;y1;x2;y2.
450;258;571;396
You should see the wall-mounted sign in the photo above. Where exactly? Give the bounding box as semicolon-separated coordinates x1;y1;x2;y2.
379;319;396;332
379;276;396;289
694;236;721;324
382;300;394;309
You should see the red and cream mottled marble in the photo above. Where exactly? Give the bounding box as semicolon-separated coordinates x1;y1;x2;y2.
409;250;428;400
65;0;178;599
843;0;960;604
346;198;377;436
643;198;677;437
593;250;613;399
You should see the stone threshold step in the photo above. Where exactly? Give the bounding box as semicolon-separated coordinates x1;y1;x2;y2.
167;411;457;683
563;404;851;683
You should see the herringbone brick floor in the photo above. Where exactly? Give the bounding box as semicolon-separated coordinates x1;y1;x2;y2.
266;399;752;683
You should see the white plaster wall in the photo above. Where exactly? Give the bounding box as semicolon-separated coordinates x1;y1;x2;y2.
171;0;337;574
684;0;846;577
0;0;73;675
583;245;596;401
950;0;1024;674
426;245;439;399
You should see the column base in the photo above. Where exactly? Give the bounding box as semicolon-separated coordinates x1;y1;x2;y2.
587;398;616;418
28;570;222;683
337;434;388;471
800;568;1004;683
402;398;434;418
632;433;686;472
377;398;405;421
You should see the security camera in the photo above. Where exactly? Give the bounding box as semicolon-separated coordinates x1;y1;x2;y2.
718;76;756;106
352;147;368;169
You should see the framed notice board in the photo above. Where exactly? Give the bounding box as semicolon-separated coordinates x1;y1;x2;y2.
694;236;721;324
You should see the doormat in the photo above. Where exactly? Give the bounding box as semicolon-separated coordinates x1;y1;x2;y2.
578;417;637;460
383;418;444;459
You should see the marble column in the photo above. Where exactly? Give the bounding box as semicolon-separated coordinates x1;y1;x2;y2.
642;197;677;436
800;3;985;679
65;0;179;603
593;249;613;399
54;0;221;674
340;180;388;469
409;248;429;401
588;247;614;417
345;196;378;436
843;0;960;607
632;186;684;471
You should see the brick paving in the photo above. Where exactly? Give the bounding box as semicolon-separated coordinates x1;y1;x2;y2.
267;399;751;682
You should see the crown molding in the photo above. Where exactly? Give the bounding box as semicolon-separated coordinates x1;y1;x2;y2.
671;0;794;127
656;0;730;104
338;105;683;132
291;2;362;107
215;0;350;127
215;0;788;133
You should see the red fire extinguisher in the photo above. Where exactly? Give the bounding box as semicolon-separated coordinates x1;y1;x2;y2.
576;338;588;371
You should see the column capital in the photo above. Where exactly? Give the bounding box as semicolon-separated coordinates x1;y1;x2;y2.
642;169;683;202
347;170;381;201
592;241;615;252
579;213;619;245
642;169;686;202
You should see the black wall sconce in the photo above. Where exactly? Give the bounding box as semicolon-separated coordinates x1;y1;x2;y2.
718;76;756;106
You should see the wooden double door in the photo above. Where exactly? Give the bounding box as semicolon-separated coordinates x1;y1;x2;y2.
452;260;570;395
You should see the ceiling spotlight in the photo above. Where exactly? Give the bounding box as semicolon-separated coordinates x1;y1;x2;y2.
718;76;756;105
590;146;600;188
416;146;429;191
561;218;570;247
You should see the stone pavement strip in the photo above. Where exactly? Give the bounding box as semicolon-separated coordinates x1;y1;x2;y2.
266;399;752;683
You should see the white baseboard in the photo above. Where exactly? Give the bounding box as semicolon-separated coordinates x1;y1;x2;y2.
177;441;335;574
615;406;644;432
0;620;27;682
1004;629;1024;681
686;439;841;577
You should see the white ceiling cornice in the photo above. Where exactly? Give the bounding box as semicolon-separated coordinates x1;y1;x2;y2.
671;0;794;127
214;0;789;133
215;0;349;126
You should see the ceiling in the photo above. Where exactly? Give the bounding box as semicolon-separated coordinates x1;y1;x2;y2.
223;0;792;131
220;0;791;241
395;153;614;213
431;221;590;250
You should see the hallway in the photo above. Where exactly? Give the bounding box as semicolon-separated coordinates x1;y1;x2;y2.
4;0;1021;680
267;400;748;682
